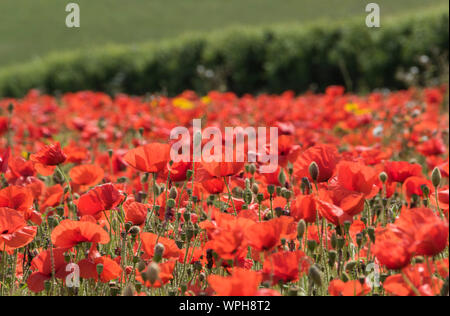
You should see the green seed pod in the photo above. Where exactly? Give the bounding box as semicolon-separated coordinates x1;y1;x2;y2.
186;169;193;180
356;233;363;248
141;173;149;183
308;162;319;182
432;167;442;188
117;176;128;183
248;163;257;175
331;233;337;249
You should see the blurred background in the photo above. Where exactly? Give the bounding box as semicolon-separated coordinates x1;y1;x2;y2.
0;0;448;97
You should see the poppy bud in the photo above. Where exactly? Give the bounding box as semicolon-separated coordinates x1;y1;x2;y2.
167;198;176;209
64;253;71;263
137;260;146;273
256;193;264;203
122;284;134;296
341;272;350;282
251;183;259;194
153;243;165;263
96;263;104;276
186;169;193;180
367;226;376;243
44;280;51;292
135;191;146;203
276;186;282;196
248;163;257;175
309;162;319;182
282;188;292;200
145;262;160;285
107;149;113;158
356;233;363;248
337;237;346;250
153;184;161;196
169;187;178;199
301;177;311;194
421;184;430;198
53;168;65;184
124;221;133;231
141;173;149;183
379;172;388;183
432;167;442;188
278;169;286;186
328;250;337;267
345;260;357;272
243;188;252;204
297;220;306;240
307;240;317;252
267;184;275;195
129;225;140;236
331;233;337;249
343;221;351;233
288;286;299;296
308;265;323;287
440;277;449;296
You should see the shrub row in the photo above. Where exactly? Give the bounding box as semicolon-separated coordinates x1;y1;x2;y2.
0;9;448;98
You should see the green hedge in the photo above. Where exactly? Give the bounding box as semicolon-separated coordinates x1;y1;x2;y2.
0;9;448;98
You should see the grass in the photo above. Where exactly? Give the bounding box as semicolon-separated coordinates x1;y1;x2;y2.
0;0;448;68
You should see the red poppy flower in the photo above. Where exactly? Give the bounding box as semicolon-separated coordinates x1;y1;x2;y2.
77;183;122;218
136;260;176;288
51;219;110;248
123;143;170;173
262;250;310;284
30;142;67;166
69;164;104;187
396;207;448;257
202;160;245;178
208;267;262;296
0;147;10;173
372;225;413;270
402;177;432;202
328;279;371;296
385;161;423;183
27;248;70;293
383;264;443;296
0;207;37;251
294;144;340;183
290;194;317;223
336;161;377;196
245;217;286;252
124;201;149;226
140;232;181;260
0;185;33;213
78;255;122;282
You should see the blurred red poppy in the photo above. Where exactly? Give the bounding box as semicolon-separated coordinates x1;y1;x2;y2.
30;142;67;166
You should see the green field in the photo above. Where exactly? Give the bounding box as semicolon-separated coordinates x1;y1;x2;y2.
0;0;448;68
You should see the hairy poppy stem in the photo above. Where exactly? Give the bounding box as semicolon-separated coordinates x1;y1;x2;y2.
223;176;237;216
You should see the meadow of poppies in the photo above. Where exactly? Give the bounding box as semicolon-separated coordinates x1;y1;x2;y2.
0;85;448;297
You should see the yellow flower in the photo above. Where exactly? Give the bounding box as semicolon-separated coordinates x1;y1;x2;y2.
344;102;371;115
173;98;195;110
